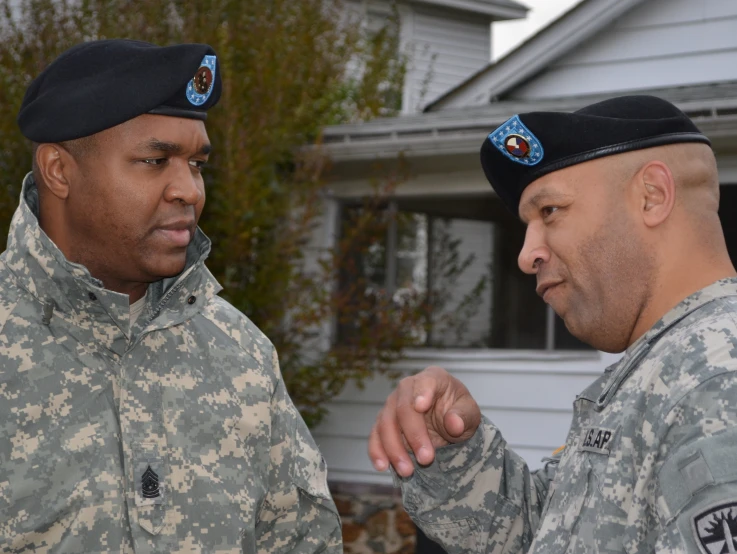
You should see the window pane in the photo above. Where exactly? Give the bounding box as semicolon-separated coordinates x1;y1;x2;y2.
336;205;390;345
554;315;591;350
428;217;494;348
363;241;386;290
488;213;547;349
395;213;428;293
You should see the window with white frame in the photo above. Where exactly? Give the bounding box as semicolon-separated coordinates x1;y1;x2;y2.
337;194;591;350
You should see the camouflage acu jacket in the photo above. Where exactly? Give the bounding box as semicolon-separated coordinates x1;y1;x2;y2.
400;278;737;554
0;175;341;553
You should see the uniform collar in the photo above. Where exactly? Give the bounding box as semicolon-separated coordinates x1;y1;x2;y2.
3;173;222;354
638;278;737;345
595;277;737;409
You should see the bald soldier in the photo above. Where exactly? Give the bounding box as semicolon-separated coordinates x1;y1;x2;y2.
0;40;341;552
369;96;737;553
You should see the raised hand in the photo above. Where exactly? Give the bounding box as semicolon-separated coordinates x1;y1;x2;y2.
368;366;481;477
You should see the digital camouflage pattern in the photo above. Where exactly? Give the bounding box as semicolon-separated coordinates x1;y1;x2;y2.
399;278;737;553
0;174;341;553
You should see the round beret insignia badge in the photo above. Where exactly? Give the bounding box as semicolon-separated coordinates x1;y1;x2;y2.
193;66;213;95
505;134;530;158
186;54;217;106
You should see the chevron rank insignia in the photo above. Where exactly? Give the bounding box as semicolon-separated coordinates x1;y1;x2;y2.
488;115;544;166
141;464;161;499
693;502;737;554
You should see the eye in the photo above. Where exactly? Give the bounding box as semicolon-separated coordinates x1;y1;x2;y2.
189;160;207;170
142;158;167;166
541;206;559;219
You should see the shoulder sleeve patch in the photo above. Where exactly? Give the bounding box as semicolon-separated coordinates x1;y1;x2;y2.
692;500;737;554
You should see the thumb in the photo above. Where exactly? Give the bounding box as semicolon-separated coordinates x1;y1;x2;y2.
440;398;481;444
444;410;466;438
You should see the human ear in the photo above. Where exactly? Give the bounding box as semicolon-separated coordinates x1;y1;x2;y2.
639;161;676;228
35;143;74;200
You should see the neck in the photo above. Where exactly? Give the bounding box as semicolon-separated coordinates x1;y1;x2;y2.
627;252;736;347
39;203;149;304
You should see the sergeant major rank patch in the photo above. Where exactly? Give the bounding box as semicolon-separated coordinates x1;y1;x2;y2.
693;502;737;554
141;464;161;499
578;427;615;456
488;115;544;166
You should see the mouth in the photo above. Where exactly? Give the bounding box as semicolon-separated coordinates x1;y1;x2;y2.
154;220;196;248
536;281;563;302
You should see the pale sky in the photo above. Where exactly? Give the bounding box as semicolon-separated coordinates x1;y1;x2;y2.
492;0;586;61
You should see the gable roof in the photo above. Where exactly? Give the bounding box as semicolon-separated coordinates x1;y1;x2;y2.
412;0;528;19
424;0;648;111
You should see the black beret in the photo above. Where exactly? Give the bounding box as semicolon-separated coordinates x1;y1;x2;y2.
17;39;222;143
480;95;711;215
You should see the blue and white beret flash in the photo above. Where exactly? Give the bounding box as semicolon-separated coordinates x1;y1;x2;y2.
17;39;222;143
480;95;712;215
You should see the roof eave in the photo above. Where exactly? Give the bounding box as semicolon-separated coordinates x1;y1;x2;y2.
323;116;737;165
323;104;737;163
411;0;528;19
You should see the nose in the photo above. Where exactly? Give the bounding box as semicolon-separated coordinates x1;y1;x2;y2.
164;162;203;206
518;223;550;274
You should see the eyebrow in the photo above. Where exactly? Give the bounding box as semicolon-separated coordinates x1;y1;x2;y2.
519;190;572;224
139;139;211;156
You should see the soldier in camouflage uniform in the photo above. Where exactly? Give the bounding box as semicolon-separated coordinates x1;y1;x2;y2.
369;96;737;554
0;40;341;552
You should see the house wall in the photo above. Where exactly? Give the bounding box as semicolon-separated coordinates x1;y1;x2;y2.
344;0;494;114
401;4;492;113
511;0;737;100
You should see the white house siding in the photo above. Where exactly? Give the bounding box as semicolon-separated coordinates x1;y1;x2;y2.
510;0;737;100
403;4;491;112
313;350;621;484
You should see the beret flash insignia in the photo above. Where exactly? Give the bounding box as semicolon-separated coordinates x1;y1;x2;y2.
187;54;217;106
489;115;544;166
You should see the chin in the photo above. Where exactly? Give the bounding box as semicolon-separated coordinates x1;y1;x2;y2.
146;256;188;279
567;320;628;353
